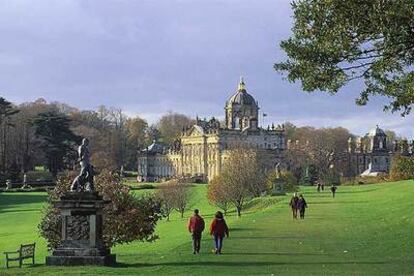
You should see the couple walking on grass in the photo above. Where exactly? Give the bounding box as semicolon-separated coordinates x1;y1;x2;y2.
188;209;229;255
289;193;308;219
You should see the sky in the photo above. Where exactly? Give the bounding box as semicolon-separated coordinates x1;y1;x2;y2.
0;0;413;138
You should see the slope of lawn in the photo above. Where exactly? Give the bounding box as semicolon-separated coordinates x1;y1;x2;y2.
0;181;414;275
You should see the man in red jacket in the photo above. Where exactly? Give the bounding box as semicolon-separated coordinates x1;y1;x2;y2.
188;209;205;254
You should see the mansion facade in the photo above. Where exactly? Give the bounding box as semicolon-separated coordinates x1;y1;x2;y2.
137;78;286;182
137;78;413;183
337;125;413;177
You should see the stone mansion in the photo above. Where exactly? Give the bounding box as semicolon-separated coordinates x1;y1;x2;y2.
137;78;413;182
137;78;286;182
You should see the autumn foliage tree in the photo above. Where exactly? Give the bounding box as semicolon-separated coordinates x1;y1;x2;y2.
207;176;231;215
208;148;266;217
39;170;162;249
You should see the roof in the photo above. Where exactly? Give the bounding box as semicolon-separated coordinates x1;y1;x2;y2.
368;125;386;137
143;140;164;154
226;77;258;108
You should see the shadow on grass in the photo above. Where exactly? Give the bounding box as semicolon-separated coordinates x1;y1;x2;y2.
230;236;305;240
0;193;47;210
115;260;388;268
309;201;369;205
3;264;43;269
225;252;327;256
0;208;42;214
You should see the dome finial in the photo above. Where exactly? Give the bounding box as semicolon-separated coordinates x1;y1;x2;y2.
238;76;246;91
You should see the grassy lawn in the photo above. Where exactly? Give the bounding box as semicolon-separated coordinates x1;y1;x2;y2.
0;181;414;275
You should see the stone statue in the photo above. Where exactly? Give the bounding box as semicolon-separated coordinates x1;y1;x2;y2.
70;138;95;192
275;162;281;178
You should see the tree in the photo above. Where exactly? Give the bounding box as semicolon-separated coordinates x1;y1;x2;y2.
171;180;192;218
275;0;414;115
124;116;148;170
39;170;162;249
220;148;265;217
0;97;19;172
207;176;231;215
156;112;194;145
155;179;192;220
286;126;350;183
32;111;80;177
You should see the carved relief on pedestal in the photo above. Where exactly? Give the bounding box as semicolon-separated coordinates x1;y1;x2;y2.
66;215;90;240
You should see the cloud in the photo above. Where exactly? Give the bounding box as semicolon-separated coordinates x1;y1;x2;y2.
0;0;412;139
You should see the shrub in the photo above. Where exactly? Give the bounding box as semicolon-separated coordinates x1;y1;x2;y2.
390;155;414;181
38;170;162;249
266;170;298;194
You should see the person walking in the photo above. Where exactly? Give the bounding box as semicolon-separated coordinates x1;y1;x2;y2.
209;211;229;254
289;193;299;219
330;185;337;198
188;209;205;254
298;194;308;219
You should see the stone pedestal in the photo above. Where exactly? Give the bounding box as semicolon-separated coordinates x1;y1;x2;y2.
46;192;116;266
272;178;286;196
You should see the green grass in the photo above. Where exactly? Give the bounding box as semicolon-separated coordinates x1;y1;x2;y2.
1;181;414;275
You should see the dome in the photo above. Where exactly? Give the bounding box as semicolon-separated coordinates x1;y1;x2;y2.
226;77;258;108
368;125;386;137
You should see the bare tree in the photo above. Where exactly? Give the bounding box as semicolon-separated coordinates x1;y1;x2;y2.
207;176;231;215
155;179;192;220
155;183;175;221
219;148;265;217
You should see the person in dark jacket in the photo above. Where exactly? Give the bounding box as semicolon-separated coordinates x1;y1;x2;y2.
297;194;308;219
289;193;299;219
330;185;337;198
209;211;229;254
188;209;205;254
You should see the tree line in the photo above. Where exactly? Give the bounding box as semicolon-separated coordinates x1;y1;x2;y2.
0;97;193;181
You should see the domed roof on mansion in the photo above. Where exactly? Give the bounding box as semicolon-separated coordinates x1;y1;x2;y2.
184;77;284;135
137;78;286;182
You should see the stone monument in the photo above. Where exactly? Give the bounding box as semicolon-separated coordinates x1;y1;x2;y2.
272;163;286;196
46;138;116;266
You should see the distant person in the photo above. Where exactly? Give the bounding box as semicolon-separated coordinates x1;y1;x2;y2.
298;194;308;219
289;193;299;219
321;183;325;191
316;182;321;192
188;209;205;254
330;185;337;198
209;211;229;254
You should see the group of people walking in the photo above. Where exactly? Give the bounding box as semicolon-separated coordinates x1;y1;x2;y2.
188;209;229;255
317;181;338;198
289;193;308;219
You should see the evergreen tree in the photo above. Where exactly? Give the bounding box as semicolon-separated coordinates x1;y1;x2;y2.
32;111;80;177
0;97;20;172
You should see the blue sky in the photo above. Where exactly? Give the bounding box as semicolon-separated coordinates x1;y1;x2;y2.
0;0;413;138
